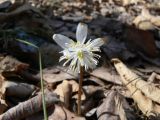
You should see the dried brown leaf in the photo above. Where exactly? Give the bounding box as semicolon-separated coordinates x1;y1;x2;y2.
54;80;72;108
0;56;29;73
26;105;85;120
81;89;104;115
0;92;59;120
0;75;7;114
38;66;76;83
113;58;160;104
90;67;122;85
97;90;127;120
113;0;144;6
133;8;160;30
5;81;36;98
124;26;157;58
49;105;85;120
54;80;85;106
112;58;160;116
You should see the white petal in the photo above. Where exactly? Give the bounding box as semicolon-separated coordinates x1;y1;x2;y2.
76;60;81;73
89;38;104;48
59;56;66;62
62;50;71;57
85;55;96;69
93;53;101;59
76;23;88;44
63;58;72;66
70;57;78;66
53;34;74;49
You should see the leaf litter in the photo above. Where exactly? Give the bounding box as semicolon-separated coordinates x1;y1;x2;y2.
0;0;160;120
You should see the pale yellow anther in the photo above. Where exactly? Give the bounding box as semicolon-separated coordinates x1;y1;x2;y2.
77;50;83;59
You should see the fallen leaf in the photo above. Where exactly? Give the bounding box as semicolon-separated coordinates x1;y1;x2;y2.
112;58;160;116
133;8;160;30
0;55;29;73
5;81;36;98
0;75;7;114
49;105;86;120
88;76;106;86
113;0;144;6
113;59;160;104
26;105;86;120
54;80;85;107
83;85;103;96
68;80;86;103
39;43;62;67
0;92;60;120
0;0;11;11
102;36;136;61
37;66;76;83
0;0;14;4
124;25;158;58
81;89;104;115
97;90;127;120
54;80;72;108
90;66;122;85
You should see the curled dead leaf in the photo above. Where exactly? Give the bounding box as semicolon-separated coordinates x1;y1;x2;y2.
5;81;36;98
0;56;29;73
90;67;122;85
0;92;59;120
0;75;8;114
124;26;157;58
38;66;76;84
112;58;160;116
54;80;85;108
54;80;72;108
97;90;127;120
133;8;160;30
26;105;86;120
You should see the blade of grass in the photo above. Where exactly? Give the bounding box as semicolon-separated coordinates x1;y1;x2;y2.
16;39;48;120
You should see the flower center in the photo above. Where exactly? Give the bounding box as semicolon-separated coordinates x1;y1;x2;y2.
77;50;83;59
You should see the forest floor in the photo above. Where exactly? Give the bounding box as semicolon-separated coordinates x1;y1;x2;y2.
0;0;160;120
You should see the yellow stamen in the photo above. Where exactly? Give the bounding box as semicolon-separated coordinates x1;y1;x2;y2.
77;50;83;59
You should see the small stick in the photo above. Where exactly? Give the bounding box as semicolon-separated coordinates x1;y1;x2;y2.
77;66;84;115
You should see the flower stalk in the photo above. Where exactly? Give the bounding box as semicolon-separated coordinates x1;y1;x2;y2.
77;66;84;115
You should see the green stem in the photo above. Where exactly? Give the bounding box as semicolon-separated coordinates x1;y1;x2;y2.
77;66;84;115
39;50;48;120
15;39;48;120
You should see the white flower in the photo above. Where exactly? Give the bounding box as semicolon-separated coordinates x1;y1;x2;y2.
53;23;104;73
